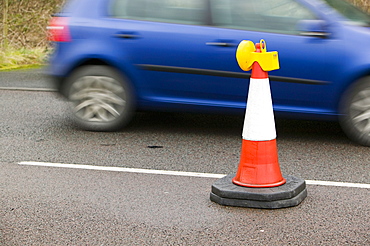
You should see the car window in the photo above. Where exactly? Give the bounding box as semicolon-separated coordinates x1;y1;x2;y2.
110;0;207;25
321;0;370;27
210;0;317;34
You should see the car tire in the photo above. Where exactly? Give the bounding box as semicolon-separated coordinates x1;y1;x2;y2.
339;76;370;146
64;65;135;131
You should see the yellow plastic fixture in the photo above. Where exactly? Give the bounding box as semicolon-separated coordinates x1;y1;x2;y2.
236;39;279;72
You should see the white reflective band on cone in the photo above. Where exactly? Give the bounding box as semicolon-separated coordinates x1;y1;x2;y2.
242;78;276;141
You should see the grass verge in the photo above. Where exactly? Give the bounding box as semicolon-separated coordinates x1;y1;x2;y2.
0;47;48;71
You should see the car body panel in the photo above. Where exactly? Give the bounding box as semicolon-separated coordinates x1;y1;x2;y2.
47;0;370;121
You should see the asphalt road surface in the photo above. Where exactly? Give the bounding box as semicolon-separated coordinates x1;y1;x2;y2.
0;69;369;245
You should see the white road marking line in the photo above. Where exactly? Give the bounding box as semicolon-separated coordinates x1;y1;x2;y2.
18;161;370;189
18;161;224;179
0;87;56;92
304;180;370;189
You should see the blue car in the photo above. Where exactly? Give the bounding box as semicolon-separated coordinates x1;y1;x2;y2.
47;0;370;146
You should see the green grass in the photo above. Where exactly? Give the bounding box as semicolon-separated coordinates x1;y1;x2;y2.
0;47;48;71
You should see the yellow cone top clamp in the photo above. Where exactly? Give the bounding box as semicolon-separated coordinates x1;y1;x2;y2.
236;39;279;72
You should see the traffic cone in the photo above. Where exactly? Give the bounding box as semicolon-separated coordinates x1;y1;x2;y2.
210;40;307;209
232;43;286;188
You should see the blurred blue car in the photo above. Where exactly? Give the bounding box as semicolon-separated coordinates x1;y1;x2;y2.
47;0;370;146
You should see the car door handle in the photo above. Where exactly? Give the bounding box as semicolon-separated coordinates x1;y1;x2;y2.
206;42;236;47
114;33;139;39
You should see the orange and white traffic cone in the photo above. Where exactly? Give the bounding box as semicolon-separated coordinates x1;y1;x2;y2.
232;41;285;188
210;40;307;209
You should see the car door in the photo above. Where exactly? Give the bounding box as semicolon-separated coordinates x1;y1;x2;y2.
108;0;244;111
207;0;344;116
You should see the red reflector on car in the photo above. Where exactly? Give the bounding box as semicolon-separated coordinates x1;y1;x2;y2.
47;17;71;42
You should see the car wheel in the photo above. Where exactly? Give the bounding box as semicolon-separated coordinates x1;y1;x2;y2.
65;65;135;131
340;76;370;146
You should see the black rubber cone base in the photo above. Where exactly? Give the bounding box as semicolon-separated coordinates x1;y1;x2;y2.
210;174;307;209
